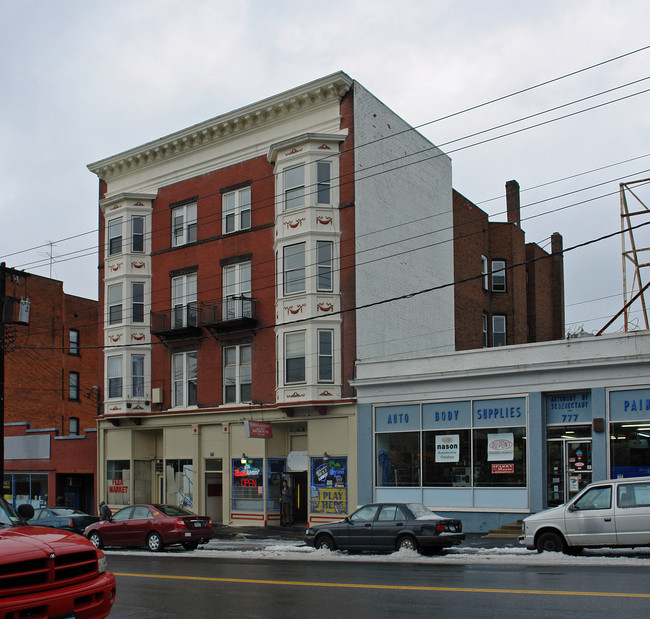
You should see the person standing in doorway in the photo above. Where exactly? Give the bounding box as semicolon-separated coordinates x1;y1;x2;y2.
280;479;293;527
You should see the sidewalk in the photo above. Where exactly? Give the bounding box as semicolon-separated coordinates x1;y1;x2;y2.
211;524;519;549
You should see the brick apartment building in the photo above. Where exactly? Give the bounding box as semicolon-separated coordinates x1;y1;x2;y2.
2;269;100;513
453;180;564;351
87;72;563;527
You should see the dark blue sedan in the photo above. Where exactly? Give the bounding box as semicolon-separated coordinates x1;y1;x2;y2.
305;503;464;554
30;507;100;535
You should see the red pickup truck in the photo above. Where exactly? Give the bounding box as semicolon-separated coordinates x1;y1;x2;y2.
0;497;116;618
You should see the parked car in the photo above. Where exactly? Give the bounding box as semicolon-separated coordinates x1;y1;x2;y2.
304;502;464;554
0;497;115;618
520;476;650;554
84;503;213;551
29;506;100;534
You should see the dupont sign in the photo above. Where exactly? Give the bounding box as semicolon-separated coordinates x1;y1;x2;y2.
244;420;273;439
487;433;514;461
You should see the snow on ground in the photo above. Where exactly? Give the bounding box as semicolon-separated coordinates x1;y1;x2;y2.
104;539;650;567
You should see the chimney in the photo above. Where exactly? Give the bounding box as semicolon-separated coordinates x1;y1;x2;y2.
550;232;565;340
505;180;520;227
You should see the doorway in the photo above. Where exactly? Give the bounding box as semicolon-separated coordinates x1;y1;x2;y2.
286;472;307;525
546;435;592;507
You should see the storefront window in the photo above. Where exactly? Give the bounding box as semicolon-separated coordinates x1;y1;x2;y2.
4;473;48;509
376;432;420;486
267;459;286;512
473;427;526;487
311;456;347;514
106;460;130;506
232;457;263;511
165;459;193;508
611;423;650;478
423;430;471;487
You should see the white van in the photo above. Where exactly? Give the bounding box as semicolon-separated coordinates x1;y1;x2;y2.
520;476;650;554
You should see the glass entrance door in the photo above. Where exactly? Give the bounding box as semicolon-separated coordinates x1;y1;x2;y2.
566;440;592;499
546;437;592;507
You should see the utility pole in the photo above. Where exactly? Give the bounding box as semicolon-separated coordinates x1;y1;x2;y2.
1;262;30;482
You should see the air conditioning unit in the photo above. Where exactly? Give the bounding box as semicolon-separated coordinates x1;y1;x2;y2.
152;388;163;404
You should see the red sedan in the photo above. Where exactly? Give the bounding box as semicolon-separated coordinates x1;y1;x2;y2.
84;504;212;552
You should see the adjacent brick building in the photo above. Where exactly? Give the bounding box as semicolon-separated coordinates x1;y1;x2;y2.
2;270;100;513
87;72;563;527
453;180;564;351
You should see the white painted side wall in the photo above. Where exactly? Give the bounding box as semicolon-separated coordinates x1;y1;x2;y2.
353;82;454;361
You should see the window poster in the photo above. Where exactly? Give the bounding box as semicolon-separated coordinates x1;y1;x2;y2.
487;432;514;461
435;434;460;463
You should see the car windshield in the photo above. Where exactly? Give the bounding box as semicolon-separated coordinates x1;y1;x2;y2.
0;498;23;527
156;505;196;517
406;503;442;520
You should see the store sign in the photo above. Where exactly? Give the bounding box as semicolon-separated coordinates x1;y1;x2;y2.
491;463;514;474
311;488;347;513
109;479;128;494
546;392;591;424
244;420;272;439
435;434;460;463
487;433;514;461
610;389;650;421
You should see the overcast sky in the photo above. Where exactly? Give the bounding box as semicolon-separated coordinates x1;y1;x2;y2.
2;0;649;337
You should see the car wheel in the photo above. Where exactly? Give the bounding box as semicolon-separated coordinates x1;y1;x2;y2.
535;531;565;553
397;535;419;552
147;532;164;552
315;535;336;551
88;531;103;549
183;542;199;551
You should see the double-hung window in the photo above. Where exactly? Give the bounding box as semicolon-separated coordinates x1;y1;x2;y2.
316;241;333;291
481;255;489;290
108;218;122;256
108;284;123;325
108;356;123;398
69;329;79;355
132;216;145;252
224;344;252;403
131;354;145;398
318;330;333;382
69;371;79;400
284;165;305;210
132;282;145;323
172;351;197;407
491;260;506;292
223;262;251;320
283;243;305;295
285;332;305;384
482;314;488;348
316;161;331;204
172;202;197;247
493;315;506;347
223;187;251;234
172;273;197;329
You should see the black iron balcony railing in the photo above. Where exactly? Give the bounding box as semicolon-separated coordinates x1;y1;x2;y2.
150;303;201;337
200;296;257;331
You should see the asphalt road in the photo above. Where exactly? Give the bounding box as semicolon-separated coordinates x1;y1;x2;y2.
106;553;650;618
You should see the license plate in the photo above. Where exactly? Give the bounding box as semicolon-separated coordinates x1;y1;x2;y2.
185;532;192;537
194;522;202;528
